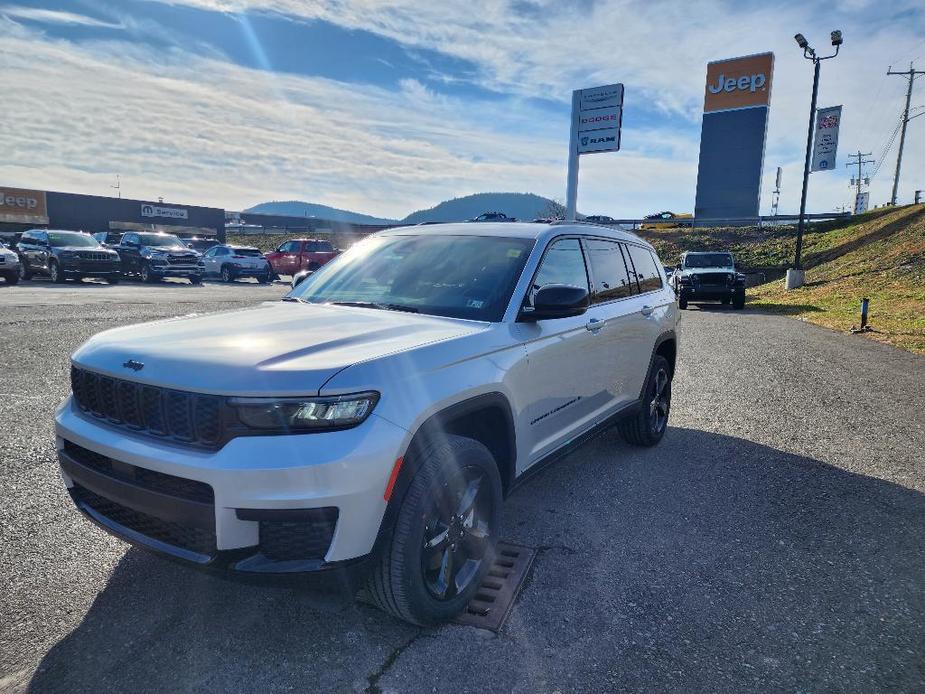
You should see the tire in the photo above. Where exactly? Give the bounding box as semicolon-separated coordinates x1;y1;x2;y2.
18;262;31;281
678;296;688;310
366;435;502;626
3;271;19;285
733;291;745;310
307;261;321;271
49;260;66;284
140;262;158;283
220;266;234;283
721;298;730;305
257;272;271;284
619;354;672;447
190;275;203;286
106;275;121;285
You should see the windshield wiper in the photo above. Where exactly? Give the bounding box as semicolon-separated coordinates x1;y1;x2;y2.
331;301;419;313
280;296;306;303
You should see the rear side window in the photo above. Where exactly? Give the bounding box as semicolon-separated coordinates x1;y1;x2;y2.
315;241;334;252
529;238;589;304
625;245;663;293
585;239;634;303
233;248;263;257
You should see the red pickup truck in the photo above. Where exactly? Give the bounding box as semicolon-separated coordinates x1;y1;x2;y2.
265;238;340;276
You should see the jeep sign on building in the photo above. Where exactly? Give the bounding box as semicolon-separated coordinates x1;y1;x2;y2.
694;52;774;223
0;187;49;225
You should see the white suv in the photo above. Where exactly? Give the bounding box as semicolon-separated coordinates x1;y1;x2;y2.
55;222;679;625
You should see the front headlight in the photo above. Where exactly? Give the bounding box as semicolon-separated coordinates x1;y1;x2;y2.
228;392;379;432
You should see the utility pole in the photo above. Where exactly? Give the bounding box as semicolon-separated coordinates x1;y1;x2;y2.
845;151;873;212
887;62;924;205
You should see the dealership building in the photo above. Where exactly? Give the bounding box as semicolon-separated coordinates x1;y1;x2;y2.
0;186;227;242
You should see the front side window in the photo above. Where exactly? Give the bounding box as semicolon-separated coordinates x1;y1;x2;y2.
625;245;663;293
123;234;139;245
279;241;297;253
290;234;534;321
528;238;589;305
585;239;634;303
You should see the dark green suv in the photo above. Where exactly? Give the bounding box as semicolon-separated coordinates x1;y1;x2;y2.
17;229;122;283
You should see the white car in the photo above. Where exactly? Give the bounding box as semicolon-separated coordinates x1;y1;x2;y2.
200;244;272;283
55;222;679;625
0;242;21;284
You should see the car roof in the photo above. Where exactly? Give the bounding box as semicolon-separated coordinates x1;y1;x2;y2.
378;221;655;250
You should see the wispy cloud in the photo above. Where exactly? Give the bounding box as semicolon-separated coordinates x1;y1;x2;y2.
0;5;124;29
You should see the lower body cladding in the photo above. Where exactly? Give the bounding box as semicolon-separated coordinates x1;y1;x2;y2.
54;397;408;575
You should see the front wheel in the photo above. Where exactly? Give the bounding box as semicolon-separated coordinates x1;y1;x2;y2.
49;260;66;284
619;354;672;447
190;275;203;286
106;275;121;285
733;291;745;310
220;266;234;283
678;296;688;310
366;435;501;626
3;271;19;285
18;262;31;281
140;262;158;283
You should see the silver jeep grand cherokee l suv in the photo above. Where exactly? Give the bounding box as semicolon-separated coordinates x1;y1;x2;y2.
56;222;679;625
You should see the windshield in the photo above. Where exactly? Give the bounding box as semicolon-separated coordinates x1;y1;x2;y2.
290;234;534;321
47;232;100;248
138;234;186;248
684;253;734;268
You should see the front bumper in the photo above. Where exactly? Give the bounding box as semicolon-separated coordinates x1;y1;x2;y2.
678;285;743;301
60;260;122;277
55;397;408;574
149;264;202;278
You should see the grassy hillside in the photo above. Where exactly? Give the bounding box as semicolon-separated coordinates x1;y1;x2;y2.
745;205;925;355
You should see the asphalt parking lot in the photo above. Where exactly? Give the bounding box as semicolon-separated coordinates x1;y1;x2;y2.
1;280;923;693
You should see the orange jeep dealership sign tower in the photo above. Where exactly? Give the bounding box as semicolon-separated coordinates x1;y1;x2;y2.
694;52;774;223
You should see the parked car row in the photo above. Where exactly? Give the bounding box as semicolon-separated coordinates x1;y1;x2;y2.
2;229;343;286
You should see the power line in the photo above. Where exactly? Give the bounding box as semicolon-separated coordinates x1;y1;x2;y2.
871;114;903;180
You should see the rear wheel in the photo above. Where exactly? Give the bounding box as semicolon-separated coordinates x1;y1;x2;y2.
620;354;672;447
220;266;234;283
367;435;501;626
678;296;688;310
721;297;730;305
18;262;31;281
257;273;271;284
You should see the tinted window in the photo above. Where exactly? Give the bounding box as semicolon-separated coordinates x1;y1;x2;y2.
529;238;588;304
123;233;139;245
279;241;297;252
47;232;100;248
203;247;216;257
315;241;334;252
625;245;663;292
585;239;634;302
291;234;534;321
683;253;734;268
232;248;263;257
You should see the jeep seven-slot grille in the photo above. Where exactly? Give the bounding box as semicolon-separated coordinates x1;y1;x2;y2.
696;272;734;285
70;366;223;448
62;440;214;504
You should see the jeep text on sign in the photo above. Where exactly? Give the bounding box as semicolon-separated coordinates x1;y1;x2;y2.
0;186;48;220
703;52;774;113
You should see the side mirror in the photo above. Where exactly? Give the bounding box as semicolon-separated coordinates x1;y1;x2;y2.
521;284;589;321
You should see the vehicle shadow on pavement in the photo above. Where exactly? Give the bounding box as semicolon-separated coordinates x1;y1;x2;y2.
27;427;925;693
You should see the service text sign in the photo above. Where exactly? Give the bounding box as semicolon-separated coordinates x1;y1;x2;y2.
141;204;189;220
811;106;842;172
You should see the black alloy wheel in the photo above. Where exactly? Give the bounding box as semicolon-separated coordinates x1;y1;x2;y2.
421;466;492;601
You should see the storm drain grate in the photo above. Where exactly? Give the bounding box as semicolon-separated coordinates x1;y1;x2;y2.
454;542;536;632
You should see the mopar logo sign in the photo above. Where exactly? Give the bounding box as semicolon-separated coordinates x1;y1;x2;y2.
141;204;189;220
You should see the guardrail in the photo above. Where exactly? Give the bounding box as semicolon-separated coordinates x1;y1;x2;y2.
589;212;852;230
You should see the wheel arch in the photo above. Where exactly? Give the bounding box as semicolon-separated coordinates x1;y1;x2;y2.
373;393;517;554
638;330;678;398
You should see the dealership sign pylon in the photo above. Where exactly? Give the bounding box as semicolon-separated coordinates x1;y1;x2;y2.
565;83;624;220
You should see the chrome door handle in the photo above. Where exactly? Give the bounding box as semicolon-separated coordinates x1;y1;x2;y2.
640;305;654;316
585;318;605;332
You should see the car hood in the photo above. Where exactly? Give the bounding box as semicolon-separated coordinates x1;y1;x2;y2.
142;246;199;256
71;302;487;396
56;246;117;253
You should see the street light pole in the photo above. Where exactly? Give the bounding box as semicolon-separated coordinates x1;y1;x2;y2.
788;30;842;290
795;59;820;271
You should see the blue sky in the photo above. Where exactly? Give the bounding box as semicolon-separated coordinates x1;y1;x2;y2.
0;0;923;217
